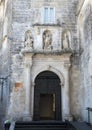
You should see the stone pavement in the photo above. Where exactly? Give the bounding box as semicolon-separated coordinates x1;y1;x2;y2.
0;104;5;130
0;118;4;130
0;124;4;130
70;121;92;130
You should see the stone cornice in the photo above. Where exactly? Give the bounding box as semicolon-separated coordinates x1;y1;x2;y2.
32;23;61;27
21;49;73;56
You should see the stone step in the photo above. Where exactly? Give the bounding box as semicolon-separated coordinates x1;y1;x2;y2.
15;128;68;130
14;121;72;130
15;121;68;125
15;125;67;128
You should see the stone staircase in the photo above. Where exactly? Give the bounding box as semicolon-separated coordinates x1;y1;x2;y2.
14;121;74;130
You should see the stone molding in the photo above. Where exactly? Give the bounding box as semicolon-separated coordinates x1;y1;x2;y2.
23;53;34;68
32;65;65;87
64;63;71;70
24;60;32;68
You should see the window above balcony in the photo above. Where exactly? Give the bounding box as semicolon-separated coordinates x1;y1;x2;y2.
43;7;55;24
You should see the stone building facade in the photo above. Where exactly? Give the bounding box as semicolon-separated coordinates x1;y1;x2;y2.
0;0;92;124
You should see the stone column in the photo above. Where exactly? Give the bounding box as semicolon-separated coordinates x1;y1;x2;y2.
23;54;33;121
64;63;71;121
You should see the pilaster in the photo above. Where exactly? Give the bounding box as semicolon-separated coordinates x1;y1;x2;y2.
63;62;72;121
23;53;33;121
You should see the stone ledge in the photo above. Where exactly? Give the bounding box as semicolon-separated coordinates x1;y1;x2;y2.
21;49;73;56
33;23;61;27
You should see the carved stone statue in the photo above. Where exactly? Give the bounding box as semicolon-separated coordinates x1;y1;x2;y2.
62;31;71;49
43;30;52;50
24;30;34;50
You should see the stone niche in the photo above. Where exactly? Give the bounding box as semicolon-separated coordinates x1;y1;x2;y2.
25;25;62;51
62;30;71;50
43;30;52;50
23;26;73;52
24;30;34;50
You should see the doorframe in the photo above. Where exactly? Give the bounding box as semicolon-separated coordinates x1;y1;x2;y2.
33;70;62;121
31;66;65;121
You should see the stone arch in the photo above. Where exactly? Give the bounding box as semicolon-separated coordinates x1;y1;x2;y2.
79;4;92;121
83;5;92;73
33;70;62;120
43;30;52;50
79;4;91;49
83;4;91;25
83;11;91;44
62;30;71;49
35;70;60;83
32;65;65;86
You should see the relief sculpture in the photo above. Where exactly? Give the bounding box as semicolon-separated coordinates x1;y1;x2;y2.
24;30;34;50
43;30;52;50
62;31;71;49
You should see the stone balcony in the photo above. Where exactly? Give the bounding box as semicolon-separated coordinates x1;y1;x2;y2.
21;48;73;56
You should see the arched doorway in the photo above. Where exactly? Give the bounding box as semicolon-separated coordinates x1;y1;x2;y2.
33;71;61;121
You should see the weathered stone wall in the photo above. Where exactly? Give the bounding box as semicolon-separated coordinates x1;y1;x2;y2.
11;0;79;53
7;0;82;121
0;0;12;121
77;0;92;123
10;0;79;83
2;0;92;122
0;0;4;95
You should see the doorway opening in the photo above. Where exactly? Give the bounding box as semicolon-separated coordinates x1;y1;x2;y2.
40;94;55;120
33;71;61;121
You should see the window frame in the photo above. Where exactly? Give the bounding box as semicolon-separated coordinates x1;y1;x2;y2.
43;6;55;24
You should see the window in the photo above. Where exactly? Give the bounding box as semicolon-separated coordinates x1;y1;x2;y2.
44;7;55;24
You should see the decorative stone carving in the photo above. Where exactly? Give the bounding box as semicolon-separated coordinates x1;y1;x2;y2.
64;63;71;70
24;60;32;68
43;30;52;50
62;31;71;49
24;56;33;68
24;30;34;50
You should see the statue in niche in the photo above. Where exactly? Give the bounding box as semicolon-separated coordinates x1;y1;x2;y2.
62;31;71;49
24;30;34;50
43;30;52;50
